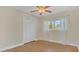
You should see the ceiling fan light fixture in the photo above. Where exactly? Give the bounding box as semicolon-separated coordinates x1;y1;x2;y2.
31;6;52;15
38;9;45;12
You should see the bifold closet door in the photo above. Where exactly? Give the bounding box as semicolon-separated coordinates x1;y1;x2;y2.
66;13;79;46
23;16;37;43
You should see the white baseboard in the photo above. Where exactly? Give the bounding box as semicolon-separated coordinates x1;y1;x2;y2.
0;39;79;51
0;39;38;52
0;43;24;52
23;39;38;43
45;39;79;51
41;39;79;46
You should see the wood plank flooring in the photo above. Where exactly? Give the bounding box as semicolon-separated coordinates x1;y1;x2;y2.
4;40;78;52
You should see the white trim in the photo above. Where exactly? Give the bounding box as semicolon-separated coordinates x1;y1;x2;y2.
66;43;79;51
0;39;79;51
0;43;24;52
41;39;79;46
0;39;38;52
23;39;38;43
41;39;66;45
40;39;79;51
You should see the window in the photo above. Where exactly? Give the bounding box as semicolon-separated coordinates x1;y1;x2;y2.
44;19;65;32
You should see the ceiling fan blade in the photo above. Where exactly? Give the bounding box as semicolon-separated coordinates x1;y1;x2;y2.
44;6;50;9
31;10;38;12
36;6;41;9
45;10;52;13
36;6;50;9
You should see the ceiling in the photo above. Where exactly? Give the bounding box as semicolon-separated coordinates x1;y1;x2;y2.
14;6;77;16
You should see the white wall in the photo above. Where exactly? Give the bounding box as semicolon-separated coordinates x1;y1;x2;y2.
0;7;24;50
0;7;39;51
37;17;66;44
37;7;79;46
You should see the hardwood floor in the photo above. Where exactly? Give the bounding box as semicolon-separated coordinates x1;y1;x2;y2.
4;40;78;52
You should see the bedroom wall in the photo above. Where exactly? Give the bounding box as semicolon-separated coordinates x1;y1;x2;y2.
0;7;24;50
37;7;79;46
0;6;40;51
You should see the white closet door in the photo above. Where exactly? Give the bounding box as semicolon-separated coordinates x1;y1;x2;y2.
23;16;37;43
